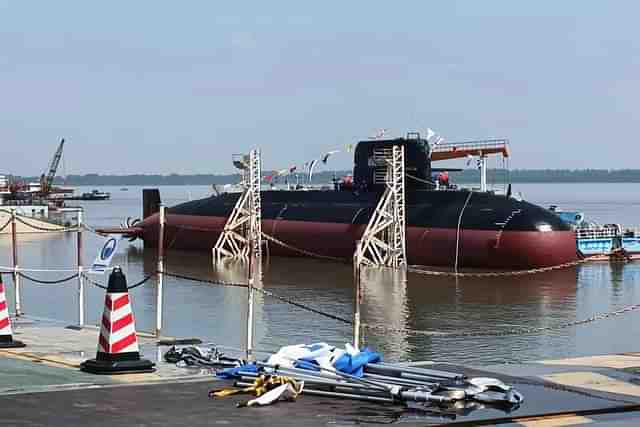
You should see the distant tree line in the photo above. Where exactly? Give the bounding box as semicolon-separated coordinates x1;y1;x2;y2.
11;169;640;185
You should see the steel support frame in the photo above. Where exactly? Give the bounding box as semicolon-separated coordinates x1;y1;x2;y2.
356;145;406;268
212;149;262;262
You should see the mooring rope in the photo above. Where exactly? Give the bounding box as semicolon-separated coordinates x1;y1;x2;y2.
407;258;589;278
454;191;472;273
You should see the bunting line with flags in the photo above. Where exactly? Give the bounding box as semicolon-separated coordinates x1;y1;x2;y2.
321;150;340;165
425;127;447;157
308;159;318;181
266;142;357;184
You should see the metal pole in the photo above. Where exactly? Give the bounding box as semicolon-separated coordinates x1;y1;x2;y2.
10;210;21;316
246;242;255;361
353;241;362;349
156;205;165;338
479;154;487;192
77;208;84;327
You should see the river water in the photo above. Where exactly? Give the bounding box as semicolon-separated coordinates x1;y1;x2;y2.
0;183;639;365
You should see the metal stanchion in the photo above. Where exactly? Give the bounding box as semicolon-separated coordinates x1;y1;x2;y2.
156;205;165;338
10;210;21;316
246;244;255;362
353;241;362;349
77;208;84;327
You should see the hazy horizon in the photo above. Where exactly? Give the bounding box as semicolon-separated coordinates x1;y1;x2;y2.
2;2;639;175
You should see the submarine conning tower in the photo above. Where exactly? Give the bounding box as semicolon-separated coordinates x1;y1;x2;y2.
353;132;433;192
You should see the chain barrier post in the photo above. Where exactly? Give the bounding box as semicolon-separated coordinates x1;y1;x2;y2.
10;210;22;316
246;249;255;361
156;205;166;338
353;241;362;349
77;208;84;327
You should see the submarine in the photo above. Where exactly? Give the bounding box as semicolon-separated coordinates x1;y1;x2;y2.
118;134;577;270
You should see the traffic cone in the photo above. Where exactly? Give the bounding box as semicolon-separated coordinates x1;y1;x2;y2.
0;273;25;348
80;268;154;374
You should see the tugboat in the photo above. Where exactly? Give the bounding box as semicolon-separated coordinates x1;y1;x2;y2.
111;133;577;269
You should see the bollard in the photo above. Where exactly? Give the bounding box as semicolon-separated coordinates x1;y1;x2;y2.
77;208;84;327
10;210;21;316
156;205;165;338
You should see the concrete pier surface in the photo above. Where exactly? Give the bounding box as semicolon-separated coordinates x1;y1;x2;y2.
2;318;640;426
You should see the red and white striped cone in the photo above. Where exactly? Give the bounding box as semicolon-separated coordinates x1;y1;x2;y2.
80;268;154;374
0;273;25;348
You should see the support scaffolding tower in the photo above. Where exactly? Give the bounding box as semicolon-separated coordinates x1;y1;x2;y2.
355;145;406;268
212;149;262;262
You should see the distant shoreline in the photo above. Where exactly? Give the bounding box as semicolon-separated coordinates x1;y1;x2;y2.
11;169;640;185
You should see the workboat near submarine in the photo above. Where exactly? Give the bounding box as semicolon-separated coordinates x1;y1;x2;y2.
114;133;577;269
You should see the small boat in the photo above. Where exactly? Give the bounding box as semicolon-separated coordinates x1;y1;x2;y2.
65;190;111;201
120;188;129;191
551;207;640;261
575;223;640;261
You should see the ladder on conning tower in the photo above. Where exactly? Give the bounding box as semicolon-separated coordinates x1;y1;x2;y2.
356;145;406;268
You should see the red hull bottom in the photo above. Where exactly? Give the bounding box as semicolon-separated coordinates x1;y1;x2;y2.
142;214;577;270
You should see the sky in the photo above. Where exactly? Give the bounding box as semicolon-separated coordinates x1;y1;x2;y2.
1;1;639;175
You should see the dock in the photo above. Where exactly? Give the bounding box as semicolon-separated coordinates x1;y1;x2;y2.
1;318;640;426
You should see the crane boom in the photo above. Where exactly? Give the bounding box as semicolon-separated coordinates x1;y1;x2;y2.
42;138;65;194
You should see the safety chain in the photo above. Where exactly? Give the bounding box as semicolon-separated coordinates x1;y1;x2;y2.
0;266;79;273
18;272;79;285
261;232;348;263
407;258;589;278
0;216;12;233
14;215;78;233
262;231;590;277
82;272;155;290
362;303;640;338
161;270;352;324
161;271;249;290
253;286;352;325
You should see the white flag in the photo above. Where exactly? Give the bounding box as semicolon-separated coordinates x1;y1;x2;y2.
426;128;435;141
89;235;120;274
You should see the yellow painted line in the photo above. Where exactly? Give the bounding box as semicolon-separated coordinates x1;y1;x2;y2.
540;355;640;369
543;372;640;397
0;349;80;369
508;414;593;426
113;373;163;383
